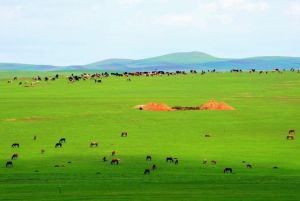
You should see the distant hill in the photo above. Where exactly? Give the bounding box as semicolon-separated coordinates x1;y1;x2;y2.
1;52;300;71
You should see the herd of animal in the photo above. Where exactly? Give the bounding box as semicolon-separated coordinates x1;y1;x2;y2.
5;67;300;86
4;129;295;175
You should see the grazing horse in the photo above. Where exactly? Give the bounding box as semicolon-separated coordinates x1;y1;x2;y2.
146;155;152;161
11;143;20;148
211;160;217;165
6;161;13;168
289;129;295;135
175;159;179;165
59;138;66;144
152;164;156;170
90;142;98;147
111;158;120;165
55;143;62;148
224;168;233;173
11;153;18;160
246;164;252;169
121;132;128;137
287;135;294;140
112;151;116;156
166;157;174;163
144;169;150;175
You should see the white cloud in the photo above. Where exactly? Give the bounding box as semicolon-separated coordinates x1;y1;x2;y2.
117;0;142;5
220;0;270;12
285;2;300;19
0;5;22;23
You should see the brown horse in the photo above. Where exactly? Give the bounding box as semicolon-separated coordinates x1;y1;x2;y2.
111;158;120;165
112;150;116;156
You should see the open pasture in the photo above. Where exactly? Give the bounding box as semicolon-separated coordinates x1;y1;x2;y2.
0;72;300;201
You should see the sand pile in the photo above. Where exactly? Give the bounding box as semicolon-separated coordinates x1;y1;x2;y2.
199;100;235;110
135;102;174;111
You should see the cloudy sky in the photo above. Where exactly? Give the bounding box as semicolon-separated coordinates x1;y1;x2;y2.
0;0;300;65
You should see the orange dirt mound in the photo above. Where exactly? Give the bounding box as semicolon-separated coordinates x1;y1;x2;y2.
136;102;174;111
199;100;235;110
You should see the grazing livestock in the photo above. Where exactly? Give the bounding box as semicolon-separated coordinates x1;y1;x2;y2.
121;132;128;137
175;159;179;165
204;134;211;138
19;82;22;85
11;153;18;160
224;168;233;173
246;164;252;169
146;155;152;161
144;169;150;175
103;157;107;162
111;158;120;165
287;135;294;140
33;135;37;141
289;129;295;135
112;151;116;156
152;164;156;170
273;166;279;169
11;143;19;148
59;138;66;144
90;142;98;147
6;161;13;168
203;159;208;164
166;157;174;163
55;142;62;148
41;149;45;154
211;160;217;165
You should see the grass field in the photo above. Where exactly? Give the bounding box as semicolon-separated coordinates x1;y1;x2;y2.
0;72;300;201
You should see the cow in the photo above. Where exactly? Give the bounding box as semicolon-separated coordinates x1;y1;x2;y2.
289;129;295;135
246;164;252;169
174;159;179;165
112;151;116;156
152;164;156;170
6;161;13;168
204;134;211;138
203;159;208;164
55;142;62;148
59;138;66;144
11;143;19;148
166;157;174;163
146;155;152;161
144;169;150;175
224;168;233;173
121;132;128;137
273;166;279;169
11;153;18;160
111;158;120;165
90;142;98;147
41;149;45;154
33;135;37;141
287;135;294;140
103;157;107;162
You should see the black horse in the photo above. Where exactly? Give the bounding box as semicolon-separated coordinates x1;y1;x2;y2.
59;138;66;144
6;161;13;168
11;143;19;148
144;169;150;175
90;142;98;147
55;142;62;148
11;153;18;160
166;157;174;163
224;168;233;173
146;155;152;161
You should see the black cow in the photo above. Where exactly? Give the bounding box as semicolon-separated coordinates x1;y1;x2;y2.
59;138;66;144
90;142;98;147
11;153;18;160
144;169;150;175
166;157;174;163
146;155;152;161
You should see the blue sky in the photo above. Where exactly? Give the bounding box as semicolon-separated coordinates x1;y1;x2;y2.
0;0;300;65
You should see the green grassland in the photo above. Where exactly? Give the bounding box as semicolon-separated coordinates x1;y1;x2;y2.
0;72;300;201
